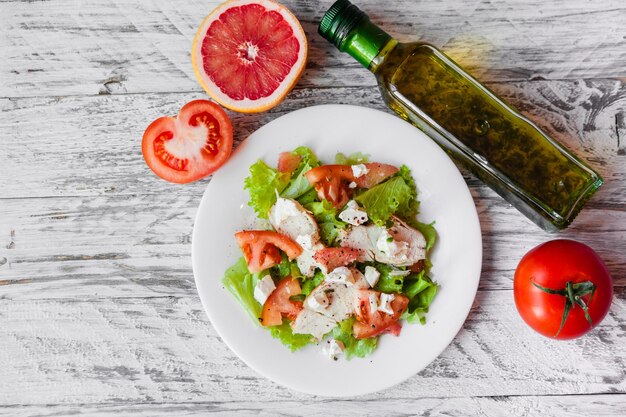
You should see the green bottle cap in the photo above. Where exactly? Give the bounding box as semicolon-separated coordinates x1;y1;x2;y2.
318;0;391;68
318;0;367;49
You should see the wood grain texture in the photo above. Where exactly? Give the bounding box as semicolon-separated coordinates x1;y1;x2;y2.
1;395;626;417
0;290;624;406
1;0;625;98
1;80;624;200
0;192;624;299
2;0;626;414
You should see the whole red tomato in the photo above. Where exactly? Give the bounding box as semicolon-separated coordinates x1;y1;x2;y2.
514;239;613;339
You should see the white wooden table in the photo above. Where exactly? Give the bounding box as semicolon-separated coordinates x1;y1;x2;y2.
1;0;625;415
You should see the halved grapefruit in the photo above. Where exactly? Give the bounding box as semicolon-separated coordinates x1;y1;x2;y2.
191;0;308;113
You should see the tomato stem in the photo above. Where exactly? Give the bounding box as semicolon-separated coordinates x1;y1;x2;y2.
531;279;596;337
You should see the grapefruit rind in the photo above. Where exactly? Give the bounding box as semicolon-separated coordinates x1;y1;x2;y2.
191;0;308;113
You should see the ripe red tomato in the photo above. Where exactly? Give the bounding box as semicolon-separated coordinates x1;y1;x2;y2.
261;277;303;327
352;290;409;339
234;230;303;273
277;152;302;174
313;247;361;272
352;163;399;188
514;239;613;339
142;100;233;183
305;165;354;208
304;163;398;208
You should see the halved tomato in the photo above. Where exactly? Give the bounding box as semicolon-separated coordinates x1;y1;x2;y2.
234;230;303;273
277;152;302;174
353;290;409;339
304;163;399;208
142;99;233;184
261;277;304;326
313;247;361;272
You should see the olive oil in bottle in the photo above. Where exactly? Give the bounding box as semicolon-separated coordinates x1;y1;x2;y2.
318;0;603;231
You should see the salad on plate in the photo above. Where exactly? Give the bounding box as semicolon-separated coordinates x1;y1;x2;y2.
223;146;438;360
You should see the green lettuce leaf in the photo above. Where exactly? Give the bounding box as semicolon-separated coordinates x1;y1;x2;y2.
414;221;437;252
222;257;264;324
402;272;439;324
293;146;320;167
301;270;325;296
373;263;406;293
335;152;369;165
281;147;320;199
304;200;347;246
270;320;314;351
281;161;314;199
355;176;414;226
332;317;378;359
244;159;289;219
271;254;302;280
295;188;318;205
395;165;420;219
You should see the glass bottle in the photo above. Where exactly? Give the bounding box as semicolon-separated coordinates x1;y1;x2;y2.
318;0;603;232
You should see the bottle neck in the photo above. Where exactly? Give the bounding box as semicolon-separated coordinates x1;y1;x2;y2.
339;19;393;71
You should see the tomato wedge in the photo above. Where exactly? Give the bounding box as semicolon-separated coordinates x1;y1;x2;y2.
352;290;409;339
313;247;361;272
235;230;303;273
305;163;398;208
142;99;233;184
305;164;354;184
277;152;302;174
305;165;353;208
353;163;399;188
261;277;304;326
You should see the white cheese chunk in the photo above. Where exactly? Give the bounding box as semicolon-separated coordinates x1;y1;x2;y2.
378;293;396;315
349;181;357;189
338;200;369;226
325;266;353;285
253;275;276;306
364;266;380;288
269;197;302;225
351;164;369;178
323;339;345;361
376;229;410;261
305;290;329;313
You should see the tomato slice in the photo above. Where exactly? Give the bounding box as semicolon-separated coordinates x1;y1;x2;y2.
353;163;399;188
352;290;409;339
277;152;302;174
261;277;304;326
142;100;233;184
305;165;353;208
313;247;361;272
235;230;303;273
304;163;399;208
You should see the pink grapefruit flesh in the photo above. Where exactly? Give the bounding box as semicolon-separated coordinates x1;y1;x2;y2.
191;0;308;113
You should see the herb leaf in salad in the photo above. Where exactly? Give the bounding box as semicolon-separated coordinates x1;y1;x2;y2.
224;147;438;360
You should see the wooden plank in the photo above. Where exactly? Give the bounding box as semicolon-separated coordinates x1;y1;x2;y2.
0;290;624;405
1;0;625;98
0;192;624;300
1;394;626;416
1;80;623;200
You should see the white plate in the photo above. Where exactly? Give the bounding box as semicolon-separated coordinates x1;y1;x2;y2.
192;104;482;397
